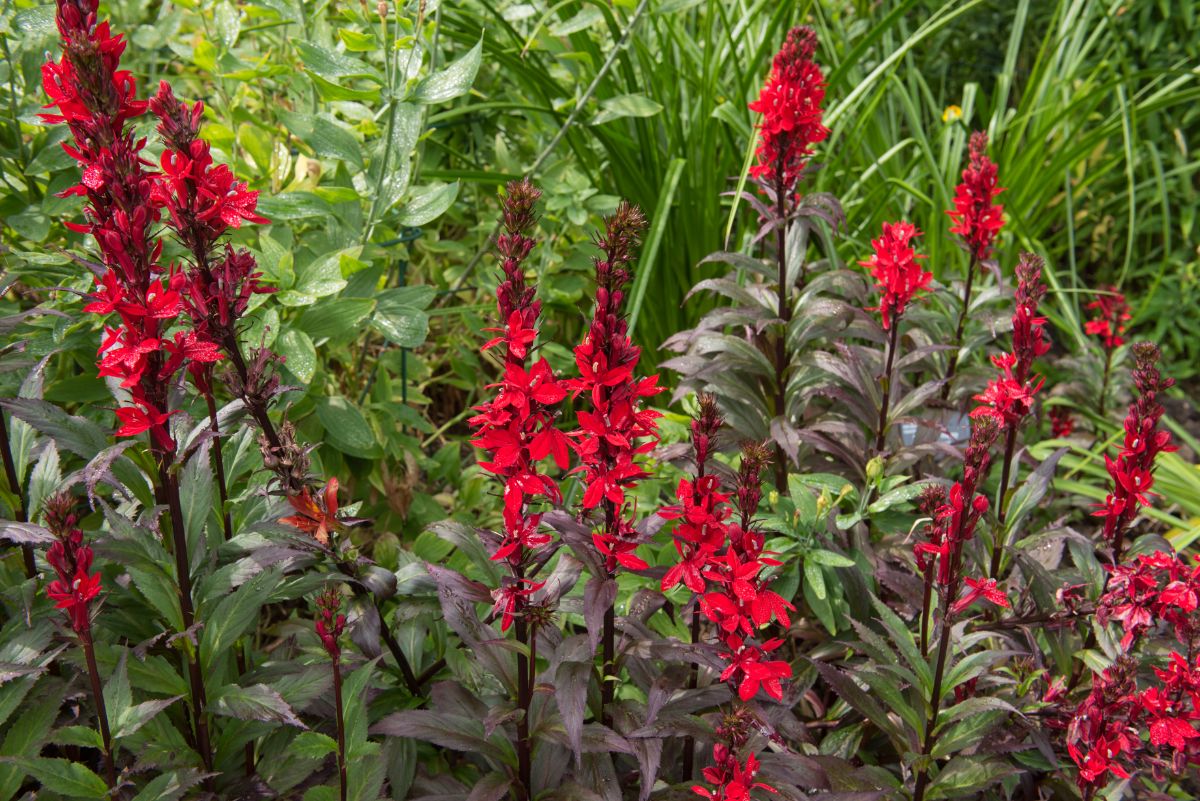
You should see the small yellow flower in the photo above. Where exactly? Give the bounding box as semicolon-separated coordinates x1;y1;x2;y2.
942;104;963;123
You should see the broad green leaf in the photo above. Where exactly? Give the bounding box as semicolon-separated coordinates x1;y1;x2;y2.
298;298;376;342
51;726;104;749
256;192;334;222
396;182;459;226
291;731;338;759
314;396;380;458
213;683;306;728
103;652;132;724
277;111;364;170
926;755;1018;798
114;698;181;740
201;569;282;673
371;305;429;349
17;758;108;799
593;93;664;125
808;549;856;568
804;559;826;600
277;329;317;384
411;38;481;103
131;769;207;801
296;41;382;84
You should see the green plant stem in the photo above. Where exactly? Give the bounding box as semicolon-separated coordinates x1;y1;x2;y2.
940;254;978;402
0;411;34;578
772;175;790;494
332;656;347;801
919;563;934;654
987;425;1020;578
874;321;901;454
156;459;214;774
81;633;117;790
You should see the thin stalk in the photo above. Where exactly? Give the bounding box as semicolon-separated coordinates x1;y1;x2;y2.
221;336;282;453
81;634;117;790
601;604;616;727
987;426;1020;578
680;607;701;781
919;563;934;654
940;254;978;401
514;566;532;801
203;393;234;543
912;553;964;801
0;412;34;577
332;657;347;801
874;322;901;454
156;460;213;773
203;393;256;775
772;174;790;494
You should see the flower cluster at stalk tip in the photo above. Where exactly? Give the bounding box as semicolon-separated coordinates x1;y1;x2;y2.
43;494;102;636
1086;287;1132;351
42;0;275;457
972;253;1049;427
470;179;567;574
947;131;1005;263
282;478;344;547
567;201;661;573
861;221;931;330
748;26;829;193
913;416;1005;611
662;429;794;703
315;587;346;661
1050;406;1076;438
1095;343;1176;548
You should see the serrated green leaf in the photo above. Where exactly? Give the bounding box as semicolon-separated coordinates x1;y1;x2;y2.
808;549;856;568
201;569;282;673
291;731;338;760
296;41;382;84
277;112;364;170
17;758;108;798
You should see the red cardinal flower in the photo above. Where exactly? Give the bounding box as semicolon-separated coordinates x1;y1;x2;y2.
314;586;346;661
861;221;931;330
952;576;1010;614
1086;287;1132;351
748;26;829;194
947;131;1005;263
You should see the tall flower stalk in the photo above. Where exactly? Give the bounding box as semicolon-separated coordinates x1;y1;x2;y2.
566;201;659;725
747;26;828;492
942;131;1004;400
660;394;728;778
315;588;348;801
860;221;931;456
42;0;214;769
43;494;114;789
911;416;1005;801
1085;287;1132;417
975;253;1049;577
470;180;567;799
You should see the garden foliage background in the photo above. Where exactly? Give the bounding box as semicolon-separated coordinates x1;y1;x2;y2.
2;0;1200;799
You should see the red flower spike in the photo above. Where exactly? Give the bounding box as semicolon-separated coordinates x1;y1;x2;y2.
1086;287;1132;351
43;496;102;637
747;26;829;196
314;586;346;661
946;131;1005;263
471;181;566;576
860;221;931;331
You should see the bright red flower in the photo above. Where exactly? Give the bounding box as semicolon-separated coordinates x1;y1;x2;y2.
44;505;102;637
747;26;829;194
946;131;1005;262
490;578;544;633
860;221;931;330
952;576;1010;615
314;587;346;661
1086;287;1132;350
